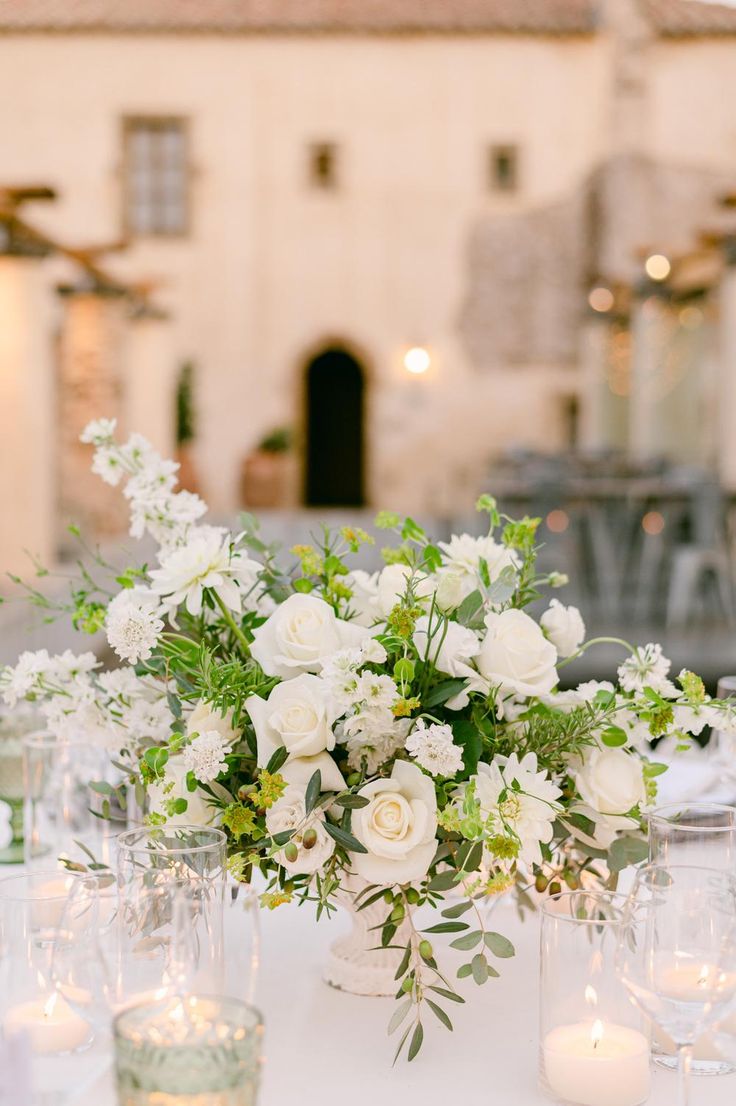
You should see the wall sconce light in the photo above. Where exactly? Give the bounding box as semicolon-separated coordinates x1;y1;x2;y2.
644;254;671;281
403;346;431;375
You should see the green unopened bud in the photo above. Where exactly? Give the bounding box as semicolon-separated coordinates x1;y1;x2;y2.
563;871;579;890
419;940;433;960
401;977;413;993
383;890;394;905
347;772;361;788
534;874;549;894
284;842;299;864
390;903;405;924
548;880;562;896
405;887;420;905
302;827;318;850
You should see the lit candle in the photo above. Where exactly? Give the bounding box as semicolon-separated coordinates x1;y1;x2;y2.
543;1018;651;1106
4;992;91;1055
653;958;736;1062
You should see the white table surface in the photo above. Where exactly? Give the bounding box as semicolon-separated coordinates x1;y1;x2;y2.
65;893;736;1106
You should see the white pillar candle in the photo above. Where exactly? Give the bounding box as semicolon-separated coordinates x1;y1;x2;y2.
4;993;91;1055
543;1020;650;1106
653;958;736;1062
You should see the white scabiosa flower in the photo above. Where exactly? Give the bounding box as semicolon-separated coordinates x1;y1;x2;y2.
617;643;678;697
183;729;231;783
467;752;562;866
405;719;463;778
91;447;126;486
0;649;53;706
105;588;165;664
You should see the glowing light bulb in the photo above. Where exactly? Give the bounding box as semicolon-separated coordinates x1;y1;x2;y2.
645;254;671;281
588;287;614;313
404;347;431;375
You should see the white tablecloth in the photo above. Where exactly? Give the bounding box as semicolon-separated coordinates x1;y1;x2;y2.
69;895;735;1106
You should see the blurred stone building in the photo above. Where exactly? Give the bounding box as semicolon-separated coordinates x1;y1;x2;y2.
3;0;736;570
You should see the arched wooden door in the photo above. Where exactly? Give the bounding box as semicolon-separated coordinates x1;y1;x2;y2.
304;347;365;506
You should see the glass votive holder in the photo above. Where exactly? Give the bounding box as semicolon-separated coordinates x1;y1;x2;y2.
647;802;736;870
117;826;227;894
0;871;91;1055
646;803;736;1074
23;732;110;869
114;993;263;1106
0;706;41;865
539;891;651;1106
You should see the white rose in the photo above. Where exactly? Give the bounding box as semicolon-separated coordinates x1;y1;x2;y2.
187;700;240;745
345;570;381;627
540;600;585;658
280;751;346;793
351;760;437;885
266;784;335;875
245;674;339;763
375;564;433;620
575;747;646;815
251;593;368;679
435;572;465;612
148;756;214;826
475;609;558;698
413;616;479;678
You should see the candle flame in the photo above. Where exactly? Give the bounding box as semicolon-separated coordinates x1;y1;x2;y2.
698;966;710;988
584;985;598;1008
43;992;57;1019
591;1019;604;1049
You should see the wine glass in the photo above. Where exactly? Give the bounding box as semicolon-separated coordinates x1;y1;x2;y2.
616;864;736;1106
51;873;201;1036
648;802;736;870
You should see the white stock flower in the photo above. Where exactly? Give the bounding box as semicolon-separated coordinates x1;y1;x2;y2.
250;593;368;679
361;638;388;665
351;760;438;885
354;671;398;711
1;650;53;706
265;784;335;876
618;644;677;697
476;609;558;699
470;752;561;866
406;720;463;778
245;674;338;764
437;534;518;602
80;417;117;445
105;588;165;664
540;600;585;658
150;527;260;617
345;570;381;626
574;746;646;815
375;564;432;620
344;718;410;775
91;448;126;486
183;729;230;783
148;756;214;826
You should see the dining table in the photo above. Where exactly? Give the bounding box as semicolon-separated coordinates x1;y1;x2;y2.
49;888;735;1106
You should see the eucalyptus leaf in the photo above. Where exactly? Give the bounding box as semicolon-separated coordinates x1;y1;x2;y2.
484;932;515;958
388;999;411;1036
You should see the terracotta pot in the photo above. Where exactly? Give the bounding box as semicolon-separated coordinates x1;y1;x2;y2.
240;450;299;509
175;443;200;495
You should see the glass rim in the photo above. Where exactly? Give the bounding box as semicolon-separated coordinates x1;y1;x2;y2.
112;991;263;1042
0;868;77;902
646;802;736;833
117;825;227;857
21;730;88;749
540;889;631;926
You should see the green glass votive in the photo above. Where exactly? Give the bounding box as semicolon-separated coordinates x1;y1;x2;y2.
114;994;263;1106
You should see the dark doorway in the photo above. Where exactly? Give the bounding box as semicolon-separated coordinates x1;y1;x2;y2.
305;347;365;506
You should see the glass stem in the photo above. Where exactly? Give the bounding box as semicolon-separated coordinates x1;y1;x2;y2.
677;1044;693;1106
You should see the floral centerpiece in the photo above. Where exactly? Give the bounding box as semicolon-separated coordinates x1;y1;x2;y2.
3;420;734;1060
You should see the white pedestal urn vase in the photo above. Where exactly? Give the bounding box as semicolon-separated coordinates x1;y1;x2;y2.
323;874;412;997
